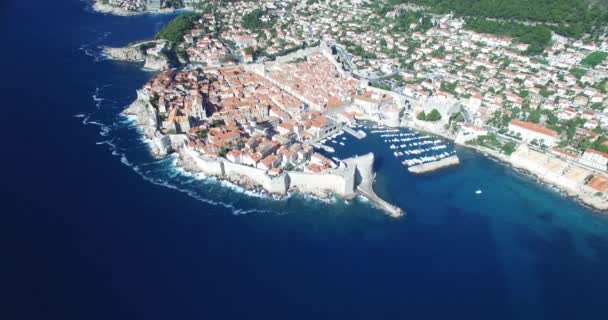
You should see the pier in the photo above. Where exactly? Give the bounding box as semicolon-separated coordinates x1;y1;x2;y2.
345;153;404;217
312;143;335;153
408;155;460;174
342;126;367;139
357;186;403;218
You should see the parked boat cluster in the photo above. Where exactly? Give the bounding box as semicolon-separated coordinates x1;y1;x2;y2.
370;127;458;168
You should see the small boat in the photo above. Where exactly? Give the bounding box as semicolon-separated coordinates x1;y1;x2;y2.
475;190;482;195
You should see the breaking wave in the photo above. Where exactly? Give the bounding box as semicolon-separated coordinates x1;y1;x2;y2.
78;30;111;62
77;82;288;217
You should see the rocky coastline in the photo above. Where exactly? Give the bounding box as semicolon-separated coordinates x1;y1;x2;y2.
401;120;608;212
93;1;175;16
123;92;403;217
462;137;608;212
121;75;605;214
103;40;173;71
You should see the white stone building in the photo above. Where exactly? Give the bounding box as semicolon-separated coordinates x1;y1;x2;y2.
508;119;559;147
578;149;608;172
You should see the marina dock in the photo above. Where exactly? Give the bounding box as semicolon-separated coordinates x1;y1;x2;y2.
342;126;367;139
408;155;460;174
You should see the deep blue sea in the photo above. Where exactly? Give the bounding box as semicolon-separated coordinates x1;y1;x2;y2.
4;1;608;319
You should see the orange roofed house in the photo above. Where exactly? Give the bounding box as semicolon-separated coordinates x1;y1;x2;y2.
508;119;559;147
586;175;608;193
309;116;338;139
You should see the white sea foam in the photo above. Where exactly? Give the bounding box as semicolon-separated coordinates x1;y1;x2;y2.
99;126;111;137
356;195;370;203
78;31;111;62
85;120;105;127
217;179;286;201
107;144;286;216
79;80;289;216
120;114;138;124
288;192;335;204
92;85;117;109
96;139;116;148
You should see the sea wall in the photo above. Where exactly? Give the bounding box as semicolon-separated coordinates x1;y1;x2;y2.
127;91;362;200
223;160;288;194
288;170;353;198
184;147;224;176
180;146;359;198
474;144;608;211
508;146;586;195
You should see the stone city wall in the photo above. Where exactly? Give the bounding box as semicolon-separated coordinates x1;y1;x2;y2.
181;146;359;198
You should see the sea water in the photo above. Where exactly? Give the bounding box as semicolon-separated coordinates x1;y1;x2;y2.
4;1;608;319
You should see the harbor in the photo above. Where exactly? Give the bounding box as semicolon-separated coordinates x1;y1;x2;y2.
318;123;461;177
370;126;459;173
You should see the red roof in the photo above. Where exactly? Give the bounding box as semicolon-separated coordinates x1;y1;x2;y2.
509;119;558;137
551;147;577;159
587;175;608;192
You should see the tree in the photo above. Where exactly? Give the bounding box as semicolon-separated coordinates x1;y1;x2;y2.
570;67;587;79
591;102;605;111
154;13;201;43
502;141;516;155
593;126;604;134
418;109;442;122
242;8;273;30
210;119;224;127
527;109;541;123
464;18;552;55
431;45;446;58
197;129;209;141
581;51;608;67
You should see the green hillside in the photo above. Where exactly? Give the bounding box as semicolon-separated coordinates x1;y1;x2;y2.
389;0;608;38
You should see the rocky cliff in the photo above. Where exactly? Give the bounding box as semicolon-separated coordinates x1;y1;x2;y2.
104;47;145;62
123;93;187;156
104;40;173;71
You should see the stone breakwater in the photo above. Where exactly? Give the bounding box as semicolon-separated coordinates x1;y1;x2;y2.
404;120;608;212
408;155;460;174
176;149;402;217
123;94;403;217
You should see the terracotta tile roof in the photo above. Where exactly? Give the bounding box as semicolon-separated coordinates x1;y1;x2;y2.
587;175;608;193
509;119;558;137
551;147;577;159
